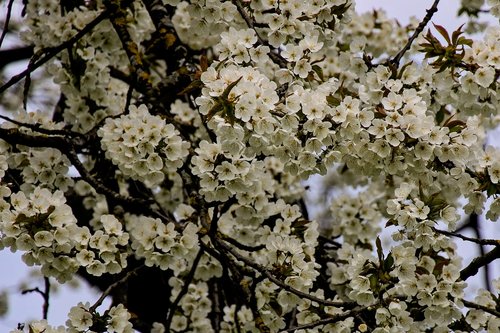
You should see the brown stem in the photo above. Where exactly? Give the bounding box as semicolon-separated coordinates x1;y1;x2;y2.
0;0;15;49
460;245;500;281
232;0;287;68
104;0;153;92
164;248;204;330
433;227;499;246
390;0;440;66
21;277;51;320
279;305;371;333
0;10;108;94
215;237;355;308
89;265;143;313
463;299;500;318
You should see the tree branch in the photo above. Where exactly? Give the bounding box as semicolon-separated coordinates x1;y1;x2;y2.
0;10;108;94
215;237;355;308
21;277;51;320
463;299;500;318
0;46;34;69
232;0;287;68
460;245;500;281
104;0;153;92
390;0;440;67
0;0;15;50
164;248;204;330
0;114;84;138
0;127;175;223
89;265;143;313
279;305;371;333
433;227;499;246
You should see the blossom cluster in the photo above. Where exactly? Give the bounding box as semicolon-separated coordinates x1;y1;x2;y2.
0;189;130;282
1;0;500;332
125;215;200;275
98;104;190;187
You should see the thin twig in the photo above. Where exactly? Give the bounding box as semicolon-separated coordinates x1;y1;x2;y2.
0;10;108;94
463;299;500;318
21;277;51;320
433;227;499;246
165;248;204;330
42;277;50;319
232;0;287;68
390;0;440;66
89;265;143;313
279;305;371;332
221;234;266;252
460;245;500;281
0;114;85;138
0;0;15;49
64;148;155;210
216;237;355;308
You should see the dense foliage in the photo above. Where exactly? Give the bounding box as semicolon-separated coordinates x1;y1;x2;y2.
0;0;500;332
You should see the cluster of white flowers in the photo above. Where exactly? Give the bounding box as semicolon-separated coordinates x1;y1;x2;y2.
3;0;500;332
66;302;133;333
172;0;241;50
8;147;74;192
329;190;382;245
168;279;213;332
0;189;129;281
220;305;257;333
0;187;80;282
99;104;190;187
465;278;500;331
20;2;99;51
126;215;199;275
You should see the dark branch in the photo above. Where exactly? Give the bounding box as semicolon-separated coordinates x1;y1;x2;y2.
0;46;34;69
0;127;173;222
215;237;355;308
0;0;15;50
463;299;500;318
390;0;440;67
460;245;500;281
89;265;143;313
0;114;84;138
21;277;51;320
164;248;204;330
433;227;499;246
279;305;371;333
0;10;108;94
104;0;153;92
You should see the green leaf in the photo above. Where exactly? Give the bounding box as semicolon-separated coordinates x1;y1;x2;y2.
269;298;283;316
177;79;203;96
397;61;414;79
221;76;243;99
369;273;378;290
451;24;464;45
457;36;473;47
312;65;324;81
433;23;451;44
326;95;341;107
435;108;445;124
384;253;394;272
376;236;383;265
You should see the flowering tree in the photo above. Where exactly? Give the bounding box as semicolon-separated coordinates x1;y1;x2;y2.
1;0;500;332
